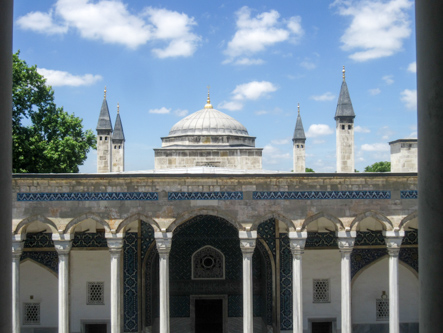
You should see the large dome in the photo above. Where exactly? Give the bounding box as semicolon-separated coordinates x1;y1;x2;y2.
168;103;249;137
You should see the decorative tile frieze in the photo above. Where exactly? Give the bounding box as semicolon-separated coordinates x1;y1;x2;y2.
21;251;58;273
351;249;387;279
280;233;293;330
399;248;418;272
253;190;391;200
168;191;243;200
355;231;385;246
305;232;337;248
73;232;107;248
123;232;138;332
402;230;418;245
17;191;158;202
401;190;418;199
24;233;54;248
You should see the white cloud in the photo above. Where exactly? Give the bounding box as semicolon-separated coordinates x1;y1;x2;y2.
174;109;188;117
300;61;316;70
263;144;291;165
407;61;417;73
271;138;290;145
232;58;265;66
383;75;394;85
313;139;326;144
17;1;200;57
368;88;381;96
309;92;335;101
333;0;413;61
149;107;170;114
224;6;303;62
232;81;277;100
255;110;268;115
355;126;370;133
400;89;417;110
218;101;244;111
16;10;68;35
37;68;102;86
377;125;394;140
361;143;390;151
306;124;334;138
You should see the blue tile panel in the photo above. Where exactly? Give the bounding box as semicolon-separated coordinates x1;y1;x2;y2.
168;191;243;200
73;232;108;248
123;233;138;332
24;233;54;248
399;248;418;272
280;233;292;331
17;192;158;202
253;190;391;200
306;232;338;248
401;190;418;199
20;251;58;273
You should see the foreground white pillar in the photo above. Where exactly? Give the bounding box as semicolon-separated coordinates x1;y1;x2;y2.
12;235;25;333
384;231;404;333
239;230;257;333
289;231;307;333
106;234;124;333
155;232;173;333
337;231;356;333
52;234;73;333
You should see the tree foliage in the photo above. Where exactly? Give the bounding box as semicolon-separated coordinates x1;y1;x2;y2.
13;52;96;173
364;161;391;172
305;167;315;172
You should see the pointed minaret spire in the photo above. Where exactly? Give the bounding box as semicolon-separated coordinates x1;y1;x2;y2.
293;103;306;172
335;67;356;173
96;87;113;173
204;85;213;109
112;103;125;172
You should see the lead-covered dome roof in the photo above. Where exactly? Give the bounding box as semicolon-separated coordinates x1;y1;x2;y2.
168;107;249;136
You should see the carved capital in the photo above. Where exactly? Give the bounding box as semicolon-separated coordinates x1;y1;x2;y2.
289;231;307;256
53;240;72;255
337;231;356;253
155;232;173;256
383;230;404;257
106;236;124;255
11;240;24;260
239;230;257;255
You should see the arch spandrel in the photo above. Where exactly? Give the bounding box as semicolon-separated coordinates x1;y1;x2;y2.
116;214;161;234
250;212;295;231
63;212;111;235
14;215;58;235
167;208;241;232
350;211;393;232
301;212;345;232
399;211;418;231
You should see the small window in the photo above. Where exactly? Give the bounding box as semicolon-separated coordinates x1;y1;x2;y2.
348;125;352;130
87;282;104;305
313;279;330;303
301;145;304;148
114;145;116;149
341;125;345;130
376;298;389;321
105;137;108;141
297;145;299;148
118;145;121;149
99;136;102;141
23;303;40;325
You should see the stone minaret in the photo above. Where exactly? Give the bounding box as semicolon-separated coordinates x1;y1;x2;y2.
96;87;113;173
293;103;306;172
112;103;125;172
335;67;355;173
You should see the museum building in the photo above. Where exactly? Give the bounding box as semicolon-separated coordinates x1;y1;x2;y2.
12;71;418;333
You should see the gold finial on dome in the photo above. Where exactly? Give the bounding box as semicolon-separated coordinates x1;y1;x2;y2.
117;103;120;114
204;85;213;109
104;86;107;99
298;103;300;115
342;66;346;81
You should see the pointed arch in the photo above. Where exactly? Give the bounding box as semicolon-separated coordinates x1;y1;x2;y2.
64;213;111;235
116;213;161;233
167;208;241;232
251;212;294;231
14;215;58;235
399;211;418;231
301;212;345;232
350;211;393;231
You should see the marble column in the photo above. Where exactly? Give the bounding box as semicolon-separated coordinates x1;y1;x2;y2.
336;231;356;333
52;234;73;333
239;230;257;333
289;231;307;333
12;235;25;333
383;231;404;333
155;232;173;333
106;234;125;333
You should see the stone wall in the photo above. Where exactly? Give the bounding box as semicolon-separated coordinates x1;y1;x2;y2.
390;139;418;172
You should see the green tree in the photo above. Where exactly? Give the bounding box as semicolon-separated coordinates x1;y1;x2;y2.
364;161;391;172
305;167;315;172
13;52;96;173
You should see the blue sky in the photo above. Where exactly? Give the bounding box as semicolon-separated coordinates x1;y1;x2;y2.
13;0;417;173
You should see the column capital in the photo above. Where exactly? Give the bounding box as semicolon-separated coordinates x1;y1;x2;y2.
383;230;404;256
105;233;125;253
239;230;257;255
289;231;308;256
11;238;24;259
155;232;173;255
52;234;73;255
336;231;356;253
